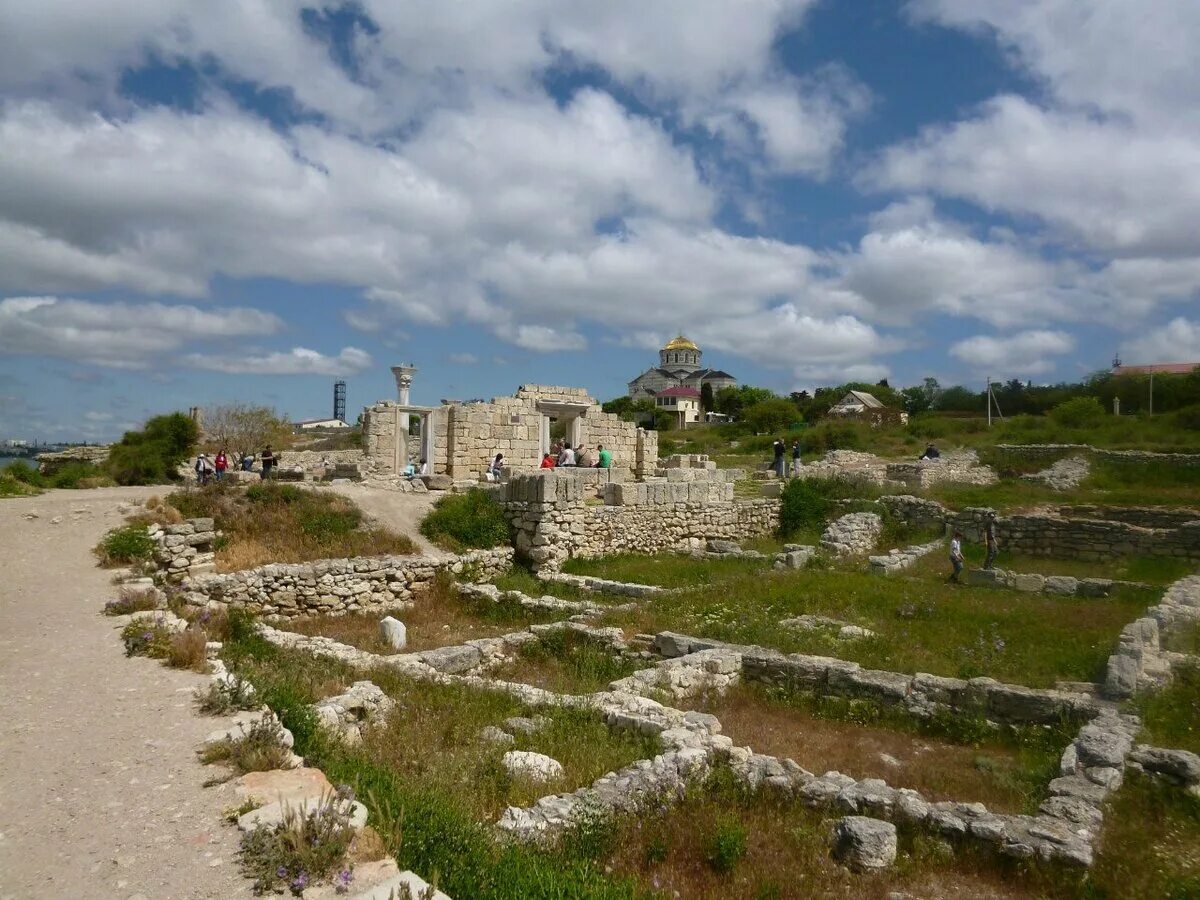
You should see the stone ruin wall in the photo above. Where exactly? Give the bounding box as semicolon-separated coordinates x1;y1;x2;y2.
503;471;778;569
173;547;513;618
363;385;656;478
881;496;1200;563
993;443;1200;468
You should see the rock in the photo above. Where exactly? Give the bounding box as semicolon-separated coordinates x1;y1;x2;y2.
480;725;516;746
503;750;564;783
832;816;897;871
233;768;332;808
504;715;549;736
378;616;407;650
339;870;452;900
418;644;483;674
301;859;400;899
1129;745;1200;784
422;474;453;491
49;515;63;525
839;625;875;639
237;796;368;833
706;539;740;554
1075;721;1133;768
1045;576;1080;595
1012;573;1046;593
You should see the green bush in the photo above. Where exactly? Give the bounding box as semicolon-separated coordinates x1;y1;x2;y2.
702;817;747;874
777;478;829;538
104;412;199;485
96;525;156;566
420;489;510;550
1049;396;1106;429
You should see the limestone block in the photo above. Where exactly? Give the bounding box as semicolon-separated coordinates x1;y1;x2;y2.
233;768;332;808
832;816;897;871
379;616;407;650
237;795;368;833
1045;575;1080;595
418;644;484;673
1012;573;1046;592
503;750;564;783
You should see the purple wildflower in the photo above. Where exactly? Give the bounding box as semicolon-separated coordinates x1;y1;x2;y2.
277;866;288;878
290;872;309;891
334;869;354;894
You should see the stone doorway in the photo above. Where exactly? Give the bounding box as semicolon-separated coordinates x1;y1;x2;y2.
536;401;589;458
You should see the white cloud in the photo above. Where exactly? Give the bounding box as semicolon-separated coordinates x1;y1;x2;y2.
181;346;374;376
447;352;478;365
83;411;114;422
0;296;280;368
949;330;1075;376
1123;319;1200;365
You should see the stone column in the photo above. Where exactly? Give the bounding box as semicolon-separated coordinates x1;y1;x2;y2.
391;364;417;449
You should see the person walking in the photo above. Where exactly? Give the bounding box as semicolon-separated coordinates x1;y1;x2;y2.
194;453;213;485
772;437;786;478
259;445;276;480
948;530;965;584
983;512;999;570
214;449;228;481
791;440;802;477
597;444;612;469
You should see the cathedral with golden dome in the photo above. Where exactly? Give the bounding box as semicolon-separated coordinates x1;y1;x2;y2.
626;335;738;400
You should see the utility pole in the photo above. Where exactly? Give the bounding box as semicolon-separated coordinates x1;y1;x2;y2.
1149;372;1154;417
986;377;991;427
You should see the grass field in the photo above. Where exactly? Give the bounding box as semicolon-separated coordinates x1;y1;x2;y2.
592;558;1156;687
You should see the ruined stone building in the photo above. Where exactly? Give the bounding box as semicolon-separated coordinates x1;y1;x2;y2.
363;381;657;479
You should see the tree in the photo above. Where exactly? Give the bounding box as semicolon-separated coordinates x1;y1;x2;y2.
714;385;777;419
202;404;291;460
700;382;714;415
105;412;199;485
1050;396;1106;428
742;398;800;434
602;396;635;421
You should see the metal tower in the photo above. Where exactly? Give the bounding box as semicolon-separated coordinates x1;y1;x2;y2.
333;381;347;423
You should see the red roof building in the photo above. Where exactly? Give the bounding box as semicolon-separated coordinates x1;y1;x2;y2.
1112;363;1199;376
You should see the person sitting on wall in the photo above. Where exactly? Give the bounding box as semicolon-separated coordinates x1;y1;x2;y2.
540;452;556;469
240;452;255;471
403;459;417;478
260;445;276;479
557;444;576;467
919;443;941;461
419;458;429;476
487;452;504;480
597;445;612;469
575;443;595;467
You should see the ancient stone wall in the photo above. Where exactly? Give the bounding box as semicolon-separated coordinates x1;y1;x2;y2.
149;518;217;580
174;548;513;617
994;444;1200;467
503;471;778;568
363;385;655;478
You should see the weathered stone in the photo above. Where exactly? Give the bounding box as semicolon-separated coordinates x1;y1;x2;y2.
832;816;897;871
480;725;516;746
378;616;407;650
233;768;332;808
237;796;368;833
1129;745;1200;784
419;644;484;673
503;750;565;783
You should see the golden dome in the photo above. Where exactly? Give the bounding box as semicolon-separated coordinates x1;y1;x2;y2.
663;335;699;352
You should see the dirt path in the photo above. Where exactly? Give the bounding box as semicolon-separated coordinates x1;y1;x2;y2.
322;482;442;556
0;488;253;900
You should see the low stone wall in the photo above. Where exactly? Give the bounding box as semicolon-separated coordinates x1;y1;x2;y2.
503;471;779;568
279;449;365;470
885;456;997;489
653;631;1103;726
149;518;217;580
1056;506;1200;529
994;444;1200;467
965;568;1138;597
820;512;883;557
176;548;514;617
868;539;943;575
1104;574;1200;698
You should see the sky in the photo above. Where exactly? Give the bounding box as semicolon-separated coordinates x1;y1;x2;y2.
0;0;1198;442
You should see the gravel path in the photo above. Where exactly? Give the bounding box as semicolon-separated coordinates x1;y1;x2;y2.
322;481;442;556
0;488;253;900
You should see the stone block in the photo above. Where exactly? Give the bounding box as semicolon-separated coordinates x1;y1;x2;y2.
832;816;897;871
966;568;1002;587
418;644;483;673
1045;575;1080;595
1012;573;1046;592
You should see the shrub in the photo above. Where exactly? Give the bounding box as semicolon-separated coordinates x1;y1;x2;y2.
197;674;259;715
46;461;111;489
420;489;510;550
103;586;161;616
95;525;156;566
702;817;747;874
104;412;199;485
121;618;173;658
777;478;829;538
1050;396;1106;429
238;785;359;896
202;714;294;773
166;627;210;672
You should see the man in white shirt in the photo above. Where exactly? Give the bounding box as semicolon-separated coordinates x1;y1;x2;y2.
948;531;964;584
557;445;576;467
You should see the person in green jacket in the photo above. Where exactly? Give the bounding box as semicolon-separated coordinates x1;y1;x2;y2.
597;445;612;469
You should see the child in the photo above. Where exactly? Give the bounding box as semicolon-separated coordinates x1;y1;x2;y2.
948;531;964;584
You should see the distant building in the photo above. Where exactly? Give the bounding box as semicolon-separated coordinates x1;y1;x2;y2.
653;385;702;428
1112;362;1200;376
627;335;737;401
828;390;885;415
295;417;352;430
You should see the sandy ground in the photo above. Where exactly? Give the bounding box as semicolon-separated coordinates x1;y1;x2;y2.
321;481;442;555
0;487;253;900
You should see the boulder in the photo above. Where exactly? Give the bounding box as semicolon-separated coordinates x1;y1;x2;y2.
480;725;516;746
237;795;368;833
832;816;897;871
422;474;453;491
503;750;564;783
233;768;332;808
378;616;407;651
504;715;549;736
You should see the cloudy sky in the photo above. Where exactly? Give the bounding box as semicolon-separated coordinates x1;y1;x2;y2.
1;0;1198;441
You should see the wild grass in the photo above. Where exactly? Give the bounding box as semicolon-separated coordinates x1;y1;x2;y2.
560;553;773;588
0;459;115;495
491;566;590;600
201;714;294;773
166;626;210;672
911;544;1196;585
699;682;1064;814
599;561;1155;686
102;586;161;616
1133;661;1200;755
419;488;510;551
490;629;645;695
121;617;175;658
927;467;1200;510
285;576;560;654
94;524;156;567
196;674;259;715
166;481;417;571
